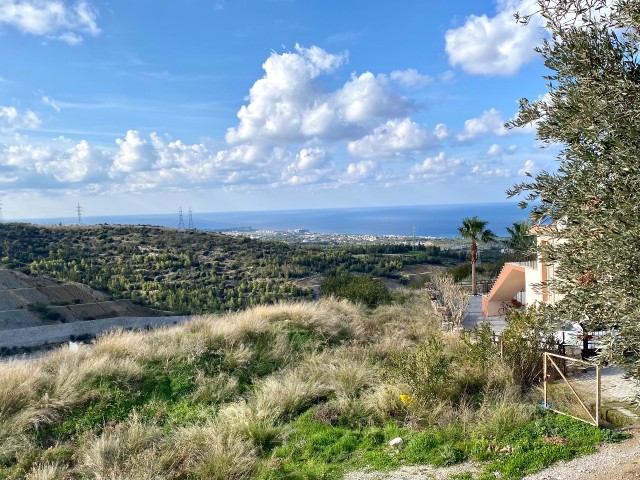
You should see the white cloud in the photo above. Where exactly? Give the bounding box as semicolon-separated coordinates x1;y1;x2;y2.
226;44;347;144
0;0;100;44
445;0;540;75
0;138;102;185
110;130;155;176
347;118;447;159
343;160;378;181
226;45;415;145
518;159;536;176
439;70;455;82
457;108;510;142
42;95;60;112
283;147;334;185
471;163;512;177
46;140;96;181
487;143;503;156
390;69;433;88
0;105;41;132
409;152;463;180
334;72;413;125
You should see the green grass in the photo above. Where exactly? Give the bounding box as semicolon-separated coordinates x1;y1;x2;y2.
0;294;628;480
256;406;622;480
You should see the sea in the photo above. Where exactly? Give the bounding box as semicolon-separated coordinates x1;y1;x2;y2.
23;202;529;238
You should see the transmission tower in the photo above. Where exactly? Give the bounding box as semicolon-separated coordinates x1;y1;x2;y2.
188;206;194;230
76;203;83;226
178;206;185;230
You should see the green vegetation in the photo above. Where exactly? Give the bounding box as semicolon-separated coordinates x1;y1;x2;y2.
0;223;468;315
506;221;534;254
320;273;391;307
0;292;622;479
507;1;640;380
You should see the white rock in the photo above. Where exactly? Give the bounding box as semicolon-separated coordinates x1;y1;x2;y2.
389;437;403;448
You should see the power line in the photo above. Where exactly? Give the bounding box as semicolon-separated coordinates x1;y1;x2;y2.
76;203;83;226
178;206;185;230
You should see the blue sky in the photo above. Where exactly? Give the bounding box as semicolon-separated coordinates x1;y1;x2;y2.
0;0;554;219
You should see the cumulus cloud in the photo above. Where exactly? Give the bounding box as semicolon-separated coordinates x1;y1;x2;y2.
409;152;463;181
0;0;100;44
445;0;540;75
0;138;102;185
46;140;98;182
0;106;41;132
343;160;378;182
226;44;416;145
457;108;508;142
110;130;155;176
390;69;433;89
347;118;448;159
518;158;536;176
283;147;334;185
471;163;512;177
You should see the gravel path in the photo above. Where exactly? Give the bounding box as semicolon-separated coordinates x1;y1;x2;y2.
523;429;640;480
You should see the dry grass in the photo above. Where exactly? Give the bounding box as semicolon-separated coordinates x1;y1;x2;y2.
170;423;258;480
78;415;164;479
0;290;534;478
25;463;67;480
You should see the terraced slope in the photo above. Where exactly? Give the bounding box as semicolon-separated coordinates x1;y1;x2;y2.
0;268;161;330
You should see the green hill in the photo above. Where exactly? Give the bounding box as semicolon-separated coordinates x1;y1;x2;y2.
0;223;465;315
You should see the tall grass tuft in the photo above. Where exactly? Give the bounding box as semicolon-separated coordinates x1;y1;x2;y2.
25;462;67;480
169;423;258;480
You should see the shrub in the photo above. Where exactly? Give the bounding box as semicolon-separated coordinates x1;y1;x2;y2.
502;307;556;387
320;273;391;308
449;263;472;282
388;335;453;408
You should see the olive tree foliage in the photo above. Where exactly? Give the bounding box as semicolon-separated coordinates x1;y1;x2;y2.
507;0;640;377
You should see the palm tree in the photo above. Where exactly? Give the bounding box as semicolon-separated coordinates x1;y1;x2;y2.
506;221;534;254
458;216;496;295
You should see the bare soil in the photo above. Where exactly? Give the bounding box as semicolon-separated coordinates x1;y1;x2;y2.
0;268;161;330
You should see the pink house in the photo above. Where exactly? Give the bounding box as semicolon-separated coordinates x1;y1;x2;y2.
482;227;561;317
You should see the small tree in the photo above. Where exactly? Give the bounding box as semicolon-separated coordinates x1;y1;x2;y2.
458;217;496;295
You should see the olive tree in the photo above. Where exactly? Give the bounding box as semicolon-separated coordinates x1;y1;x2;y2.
508;0;640;377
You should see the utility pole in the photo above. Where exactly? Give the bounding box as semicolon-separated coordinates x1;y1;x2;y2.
188;206;194;230
178;206;185;230
76;203;83;226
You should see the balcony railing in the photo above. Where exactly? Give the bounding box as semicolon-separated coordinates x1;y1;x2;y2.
514;259;538;270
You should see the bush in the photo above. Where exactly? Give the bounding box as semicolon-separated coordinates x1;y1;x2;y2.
449;263;472;282
502;307;556;388
320;273;391;308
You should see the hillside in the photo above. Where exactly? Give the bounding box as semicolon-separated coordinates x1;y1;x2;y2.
0;223;469;315
0;268;159;330
0;291;622;479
